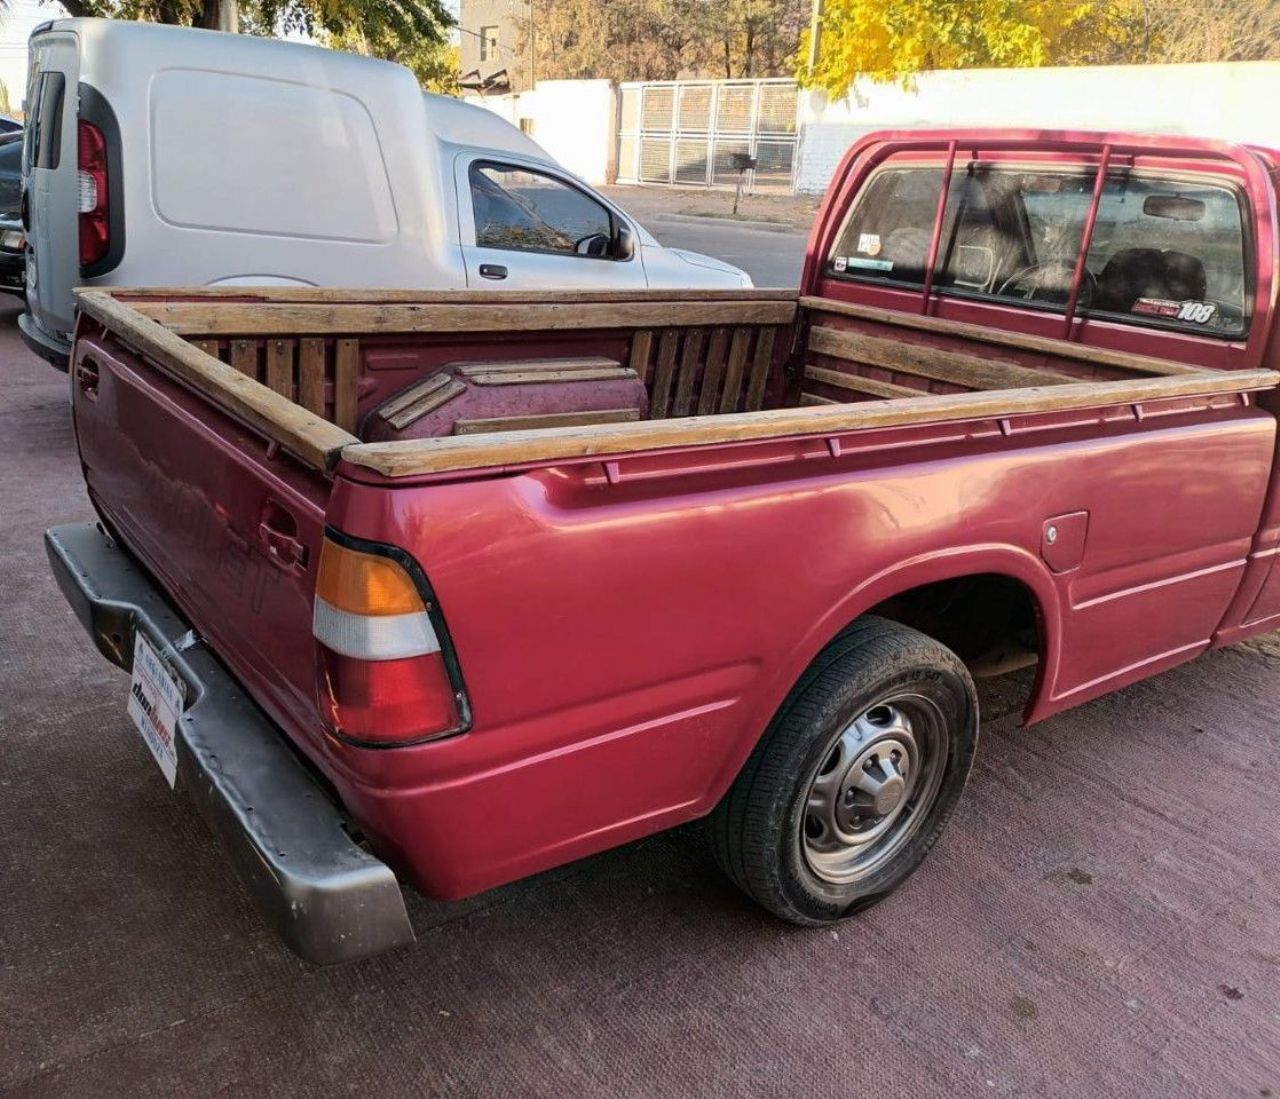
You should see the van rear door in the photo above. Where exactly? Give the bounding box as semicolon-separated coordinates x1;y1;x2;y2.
21;26;81;362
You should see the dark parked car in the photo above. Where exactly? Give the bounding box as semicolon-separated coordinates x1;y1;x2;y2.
0;132;25;296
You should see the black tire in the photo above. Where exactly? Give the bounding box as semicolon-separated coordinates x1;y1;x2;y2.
709;615;978;925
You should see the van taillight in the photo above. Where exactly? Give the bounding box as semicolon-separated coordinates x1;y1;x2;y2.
77;120;109;268
312;534;466;746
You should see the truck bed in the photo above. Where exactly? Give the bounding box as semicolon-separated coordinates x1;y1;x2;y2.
74;287;1277;480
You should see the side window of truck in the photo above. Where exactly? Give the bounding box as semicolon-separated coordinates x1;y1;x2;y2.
828;164;1250;338
469;163;616;258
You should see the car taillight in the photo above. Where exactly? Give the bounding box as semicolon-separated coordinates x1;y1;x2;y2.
313;534;465;746
78;120;109;268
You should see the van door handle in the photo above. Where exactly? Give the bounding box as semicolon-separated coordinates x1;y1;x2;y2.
479;264;508;280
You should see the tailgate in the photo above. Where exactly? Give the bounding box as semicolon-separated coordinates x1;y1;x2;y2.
71;326;332;754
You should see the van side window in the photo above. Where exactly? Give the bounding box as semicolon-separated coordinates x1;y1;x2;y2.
827;164;1251;337
470;163;616;258
31;72;65;170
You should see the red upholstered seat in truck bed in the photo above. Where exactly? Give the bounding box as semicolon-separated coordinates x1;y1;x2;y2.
360;357;650;441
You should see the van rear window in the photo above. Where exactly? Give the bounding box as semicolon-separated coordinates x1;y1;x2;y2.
31;71;65;170
827;164;1251;338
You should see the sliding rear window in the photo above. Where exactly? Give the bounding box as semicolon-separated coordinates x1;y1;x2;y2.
827;164;1251;338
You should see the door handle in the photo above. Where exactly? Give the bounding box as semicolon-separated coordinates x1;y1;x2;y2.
20;189;29;232
257;501;307;570
258;522;306;570
76;356;100;400
479;264;508;280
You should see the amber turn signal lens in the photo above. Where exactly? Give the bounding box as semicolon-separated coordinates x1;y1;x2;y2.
315;540;425;617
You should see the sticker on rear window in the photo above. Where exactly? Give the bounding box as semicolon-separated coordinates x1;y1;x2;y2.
1132;298;1217;324
846;257;894;272
857;232;882;256
833;256;848;272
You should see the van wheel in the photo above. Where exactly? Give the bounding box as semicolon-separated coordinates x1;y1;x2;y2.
709;616;978;925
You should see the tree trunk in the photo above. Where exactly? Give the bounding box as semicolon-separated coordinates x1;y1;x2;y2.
199;0;239;30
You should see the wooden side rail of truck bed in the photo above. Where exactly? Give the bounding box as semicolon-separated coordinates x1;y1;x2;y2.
75;287;1280;479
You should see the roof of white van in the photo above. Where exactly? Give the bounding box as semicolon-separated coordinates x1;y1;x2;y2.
40;18;547;159
420;93;547;158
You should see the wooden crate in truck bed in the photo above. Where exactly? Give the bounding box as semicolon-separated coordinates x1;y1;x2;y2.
74;287;1278;479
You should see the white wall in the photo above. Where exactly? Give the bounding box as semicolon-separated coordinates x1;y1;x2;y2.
464;78;617;185
795;61;1280;194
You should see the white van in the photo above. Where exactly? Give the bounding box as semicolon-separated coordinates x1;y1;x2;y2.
20;19;750;367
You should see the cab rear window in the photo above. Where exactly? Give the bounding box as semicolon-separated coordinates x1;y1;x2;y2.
827;164;1251;338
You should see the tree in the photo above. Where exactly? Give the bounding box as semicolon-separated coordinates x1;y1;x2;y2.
1141;0;1280;64
521;0;808;83
59;0;452;59
798;0;1150;94
328;23;460;92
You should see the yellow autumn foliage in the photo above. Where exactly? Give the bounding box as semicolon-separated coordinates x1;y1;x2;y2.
799;0;1152;94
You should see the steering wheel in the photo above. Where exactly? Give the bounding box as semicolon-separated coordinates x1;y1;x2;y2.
998;261;1097;307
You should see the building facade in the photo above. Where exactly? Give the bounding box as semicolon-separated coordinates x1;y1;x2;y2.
458;0;533;94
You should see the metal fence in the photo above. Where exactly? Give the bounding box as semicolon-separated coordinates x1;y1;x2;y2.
616;79;799;192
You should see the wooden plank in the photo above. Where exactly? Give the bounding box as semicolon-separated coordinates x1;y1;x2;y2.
697;328;730;416
380;372;455;419
804;364;921;399
800;295;1206;377
385;378;467;430
265;339;295;400
809;325;1076;391
464;367;636;387
230;339;258;378
649;330;680;419
333;338;360;433
745;326;776;412
130;298;799;336
74;290;356;470
800;393;840;406
631;329;655;383
341;369;1280;479
111;286;800;305
454;357;621;376
191;339;219;359
298;339;327;417
718;327;752;414
671;329;704;418
452;409;642;435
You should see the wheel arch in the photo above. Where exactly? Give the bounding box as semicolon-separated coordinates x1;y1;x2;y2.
704;544;1063;814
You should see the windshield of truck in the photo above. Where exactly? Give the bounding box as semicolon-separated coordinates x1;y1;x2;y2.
827;163;1250;337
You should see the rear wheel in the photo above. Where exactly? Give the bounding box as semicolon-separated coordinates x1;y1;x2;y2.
709;616;978;924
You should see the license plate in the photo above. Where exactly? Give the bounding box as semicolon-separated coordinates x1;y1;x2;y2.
127;632;185;788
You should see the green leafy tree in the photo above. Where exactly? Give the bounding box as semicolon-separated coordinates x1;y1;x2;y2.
57;0;453;57
328;24;460;93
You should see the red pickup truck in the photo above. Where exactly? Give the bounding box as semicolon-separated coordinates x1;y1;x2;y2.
49;129;1280;964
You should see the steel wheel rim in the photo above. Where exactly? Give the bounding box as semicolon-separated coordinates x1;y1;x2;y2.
800;693;949;886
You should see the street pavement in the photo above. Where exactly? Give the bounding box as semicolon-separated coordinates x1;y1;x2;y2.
642;213;808;287
1;267;1278;1098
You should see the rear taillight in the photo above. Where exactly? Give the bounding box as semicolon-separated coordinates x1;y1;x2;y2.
313;534;465;746
77;120;109;268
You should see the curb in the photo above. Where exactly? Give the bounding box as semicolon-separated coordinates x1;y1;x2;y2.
649;212;804;234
